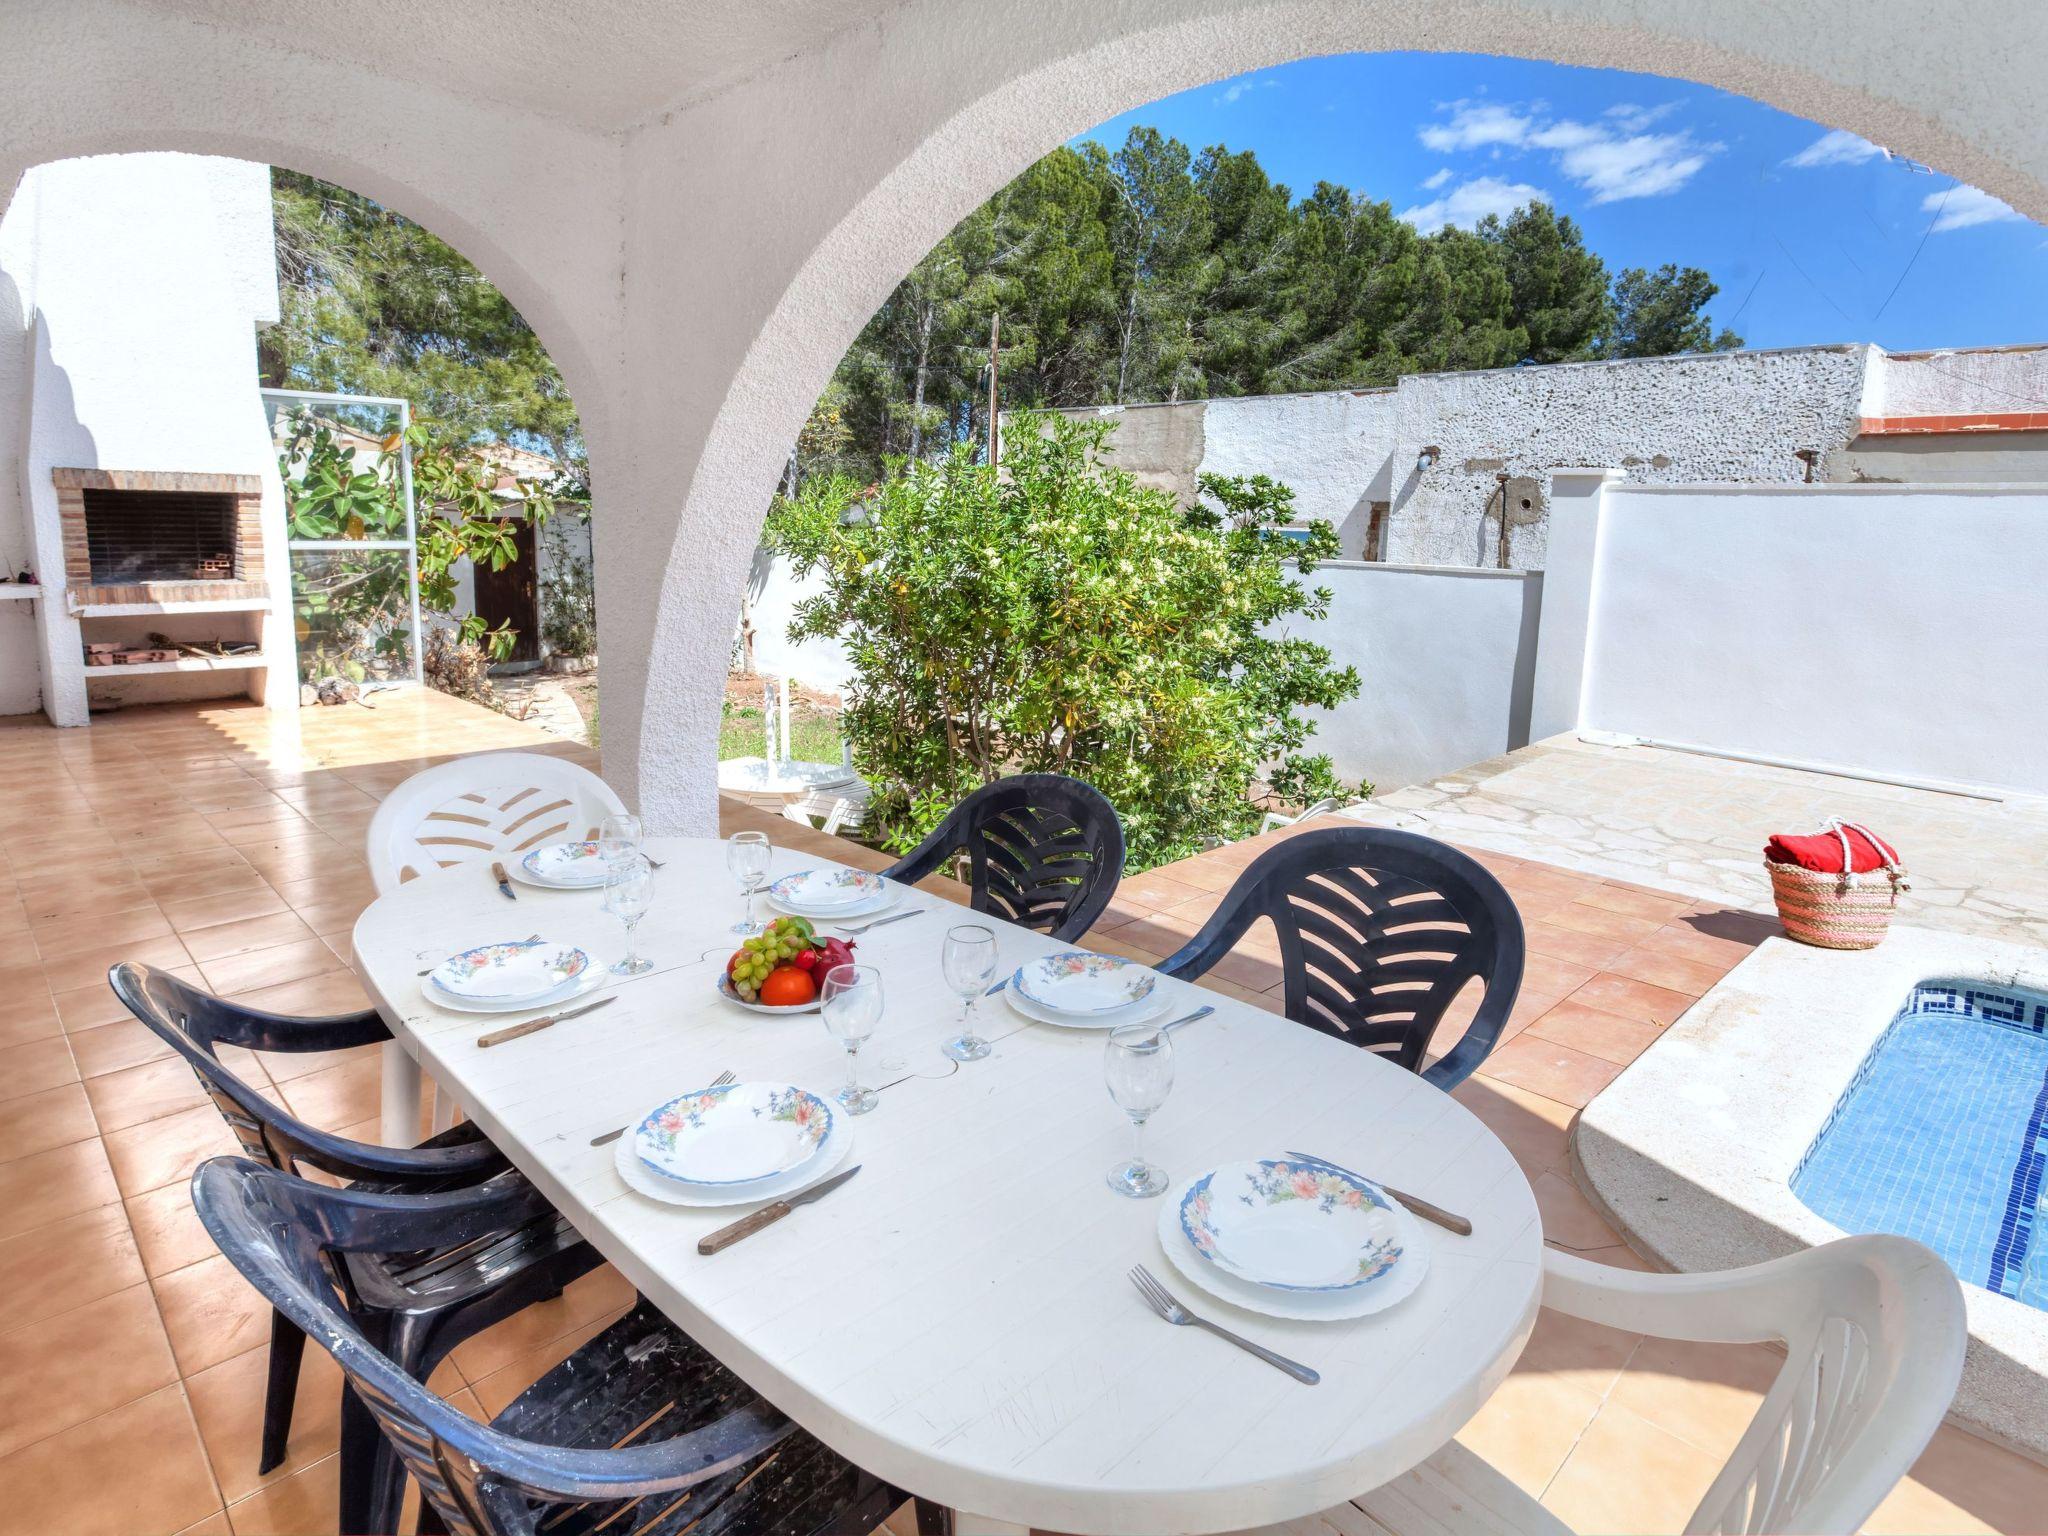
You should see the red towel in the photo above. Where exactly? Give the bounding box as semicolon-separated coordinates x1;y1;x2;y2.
1765;824;1899;874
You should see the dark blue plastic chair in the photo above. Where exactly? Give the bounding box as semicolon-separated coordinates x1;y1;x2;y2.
1156;827;1525;1089
112;962;601;1535
191;1157;905;1536
884;773;1125;942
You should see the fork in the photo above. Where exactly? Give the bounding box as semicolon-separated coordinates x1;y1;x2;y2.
1128;1265;1320;1384
591;1070;734;1146
827;908;921;937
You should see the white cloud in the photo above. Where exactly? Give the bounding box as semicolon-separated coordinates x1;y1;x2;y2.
1415;99;1719;204
1419;167;1454;190
1924;183;2022;232
1786;129;1885;169
1216;76;1280;106
1399;176;1552;235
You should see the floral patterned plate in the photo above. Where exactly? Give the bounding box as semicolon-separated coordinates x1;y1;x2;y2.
428;939;591;1003
1001;982;1168;1032
517;841;611;888
1179;1158;1411;1293
767;867;886;913
614;1099;852;1209
1012;951;1156;1016
766;878;901;922
633;1081;835;1186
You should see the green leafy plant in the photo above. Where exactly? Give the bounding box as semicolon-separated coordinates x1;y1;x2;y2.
540;517;598;659
765;414;1361;869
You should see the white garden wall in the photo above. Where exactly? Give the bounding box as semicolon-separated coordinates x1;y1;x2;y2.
1276;563;1543;792
1580;484;2048;797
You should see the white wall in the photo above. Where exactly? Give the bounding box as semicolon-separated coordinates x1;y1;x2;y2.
1581;484;2048;797
0;153;287;721
1271;562;1543;792
1866;344;2048;417
1196;391;1397;553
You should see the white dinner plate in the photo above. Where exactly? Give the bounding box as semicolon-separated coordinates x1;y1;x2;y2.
514;841;611;888
428;938;591;1003
1180;1158;1408;1292
613;1103;854;1208
423;962;609;1015
1154;1172;1430;1322
633;1080;833;1185
1012;950;1156;1015
767;867;886;913
714;971;823;1015
765;879;902;923
1001;983;1169;1032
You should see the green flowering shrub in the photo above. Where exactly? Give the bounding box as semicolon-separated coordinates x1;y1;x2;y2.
766;415;1361;869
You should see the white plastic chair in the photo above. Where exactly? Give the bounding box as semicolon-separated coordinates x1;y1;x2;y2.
366;751;628;897
1257;1236;1966;1536
1257;796;1342;836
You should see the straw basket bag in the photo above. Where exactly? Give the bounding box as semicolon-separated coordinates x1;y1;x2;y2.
1767;819;1909;951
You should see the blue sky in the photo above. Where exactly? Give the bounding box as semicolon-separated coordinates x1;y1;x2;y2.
1075;53;2048;353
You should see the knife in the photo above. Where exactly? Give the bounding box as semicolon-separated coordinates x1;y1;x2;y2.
492;861;517;901
1283;1149;1473;1237
697;1164;862;1255
476;995;615;1048
984;976;1010;997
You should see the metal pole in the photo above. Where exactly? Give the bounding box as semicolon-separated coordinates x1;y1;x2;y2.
987;311;1001;468
397;401;424;685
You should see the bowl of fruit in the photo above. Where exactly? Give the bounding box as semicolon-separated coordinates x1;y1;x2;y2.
717;917;860;1013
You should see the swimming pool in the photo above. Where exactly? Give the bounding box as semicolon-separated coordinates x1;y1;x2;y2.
1793;980;2048;1312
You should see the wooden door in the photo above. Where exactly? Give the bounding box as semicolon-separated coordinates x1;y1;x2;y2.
472;518;540;663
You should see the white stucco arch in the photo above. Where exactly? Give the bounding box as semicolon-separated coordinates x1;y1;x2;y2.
4;0;2043;832
620;0;2048;831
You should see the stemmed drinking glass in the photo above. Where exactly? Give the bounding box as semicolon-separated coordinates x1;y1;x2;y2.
726;830;771;935
939;924;998;1062
820;962;882;1115
603;854;654;976
1104;1020;1174;1198
598;813;642;870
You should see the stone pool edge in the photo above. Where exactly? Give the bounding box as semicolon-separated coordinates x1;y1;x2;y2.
1571;925;2048;1464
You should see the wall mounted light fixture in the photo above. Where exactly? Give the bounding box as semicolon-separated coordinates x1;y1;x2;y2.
1416;445;1440;472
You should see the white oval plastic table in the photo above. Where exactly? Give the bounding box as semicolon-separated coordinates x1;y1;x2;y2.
353;837;1543;1535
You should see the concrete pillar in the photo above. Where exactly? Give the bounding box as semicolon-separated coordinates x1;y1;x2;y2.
1527;467;1625;743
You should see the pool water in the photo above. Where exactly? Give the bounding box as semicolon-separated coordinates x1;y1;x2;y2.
1793;980;2048;1311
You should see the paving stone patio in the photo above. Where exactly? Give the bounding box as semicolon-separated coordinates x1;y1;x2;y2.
0;691;2040;1534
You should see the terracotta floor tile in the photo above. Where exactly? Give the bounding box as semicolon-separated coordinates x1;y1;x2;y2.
1476;1034;1623;1109
128;1179;219;1278
1452;1366;1603;1496
0;1034;79;1102
0;1081;99;1162
0;1282;181;1459
1541;1400;1724;1534
1530;1168;1622;1253
1576;884;1696;923
197;939;344;997
104;1101;240;1197
0;1202;146;1333
0;930;39;969
18;877;157;924
467;1310;626;1417
174;1512;235;1536
1514;1303;1643;1398
187;1342;346;1503
1603;945;1726;997
160;887;292;934
0;1136;121;1240
69;1016;177;1078
53;977;144;1031
1567;972;1700;1029
257;1039;380;1085
1607;1335;1778;1460
1544;901;1664;945
1450;1076;1573;1180
276;1055;381;1132
155;1252;274;1378
178;912;319;965
39;933;194;995
1870;1425;2048;1535
85;1051;212;1133
224;1450;335;1536
1524;999;1663;1067
1519;952;1600;1000
449;1263;634;1382
0;989;62;1050
32;905;175;960
283;895;368;939
1521;921;1632;970
0;1384;222;1536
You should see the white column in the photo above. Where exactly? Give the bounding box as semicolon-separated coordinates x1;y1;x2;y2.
1527;467;1624;744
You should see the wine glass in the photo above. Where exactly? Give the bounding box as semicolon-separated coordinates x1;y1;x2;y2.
938;924;998;1062
603;854;654;976
598;813;642;870
820;962;882;1115
725;830;771;935
1104;1020;1174;1198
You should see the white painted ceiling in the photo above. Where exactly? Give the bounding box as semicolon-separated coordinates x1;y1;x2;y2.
118;0;910;132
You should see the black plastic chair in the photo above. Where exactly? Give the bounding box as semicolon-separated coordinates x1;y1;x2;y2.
191;1157;906;1536
883;774;1125;942
1156;827;1525;1089
112;962;602;1535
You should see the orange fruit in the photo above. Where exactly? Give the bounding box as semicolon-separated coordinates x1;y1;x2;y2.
758;964;817;1007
